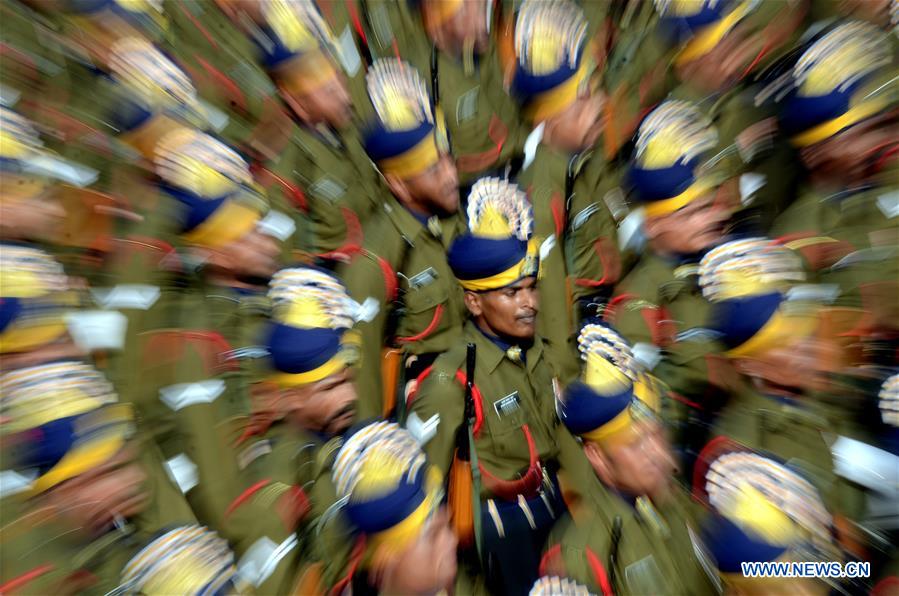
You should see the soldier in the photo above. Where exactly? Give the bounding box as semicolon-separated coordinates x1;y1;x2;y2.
772;21;898;333
407;177;591;595
542;321;718;596
339;57;465;420
657;0;811;233
510;0;623;381
235;266;364;592
698;237;843;502
605;100;731;469
696;441;841;596
328;421;458;595
220;0;390;262
360;0;528;185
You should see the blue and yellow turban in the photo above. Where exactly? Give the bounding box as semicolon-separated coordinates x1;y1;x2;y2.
655;0;757;66
699;238;817;357
153;128;267;248
333;421;442;568
265;267;361;387
628;100;720;217
511;0;592;122
119;525;244;595
781;22;894;148
448;177;539;291
363;58;444;178
0;244;75;354
0;361;133;496
697;442;836;584
255;0;341;95
560;322;661;444
63;0;168;40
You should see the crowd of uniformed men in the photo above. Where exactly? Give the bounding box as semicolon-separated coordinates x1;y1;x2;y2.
1;0;898;594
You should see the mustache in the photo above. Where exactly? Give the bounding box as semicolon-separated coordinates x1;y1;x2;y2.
326;404;356;428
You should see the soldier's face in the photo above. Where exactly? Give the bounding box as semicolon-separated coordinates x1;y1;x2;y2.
284;367;357;435
800;113;898;181
378;506;458;594
645;193;730;255
425;0;490;55
545;93;605;153
39;444;149;537
0;195;66;243
735;334;838;394
392;153;460;216
465;276;539;342
586;420;676;501
281;74;353;131
202;228;281;280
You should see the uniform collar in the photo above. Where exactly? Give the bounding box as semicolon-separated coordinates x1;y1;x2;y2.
465;320;543;373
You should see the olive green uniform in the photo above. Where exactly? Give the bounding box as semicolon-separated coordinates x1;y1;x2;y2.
409;321;592;490
339;199;467;420
544;479;719;596
518;143;626;383
711;383;842;513
608;253;728;460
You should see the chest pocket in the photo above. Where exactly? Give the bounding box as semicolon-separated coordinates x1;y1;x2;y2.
481;388;530;458
397;272;450;343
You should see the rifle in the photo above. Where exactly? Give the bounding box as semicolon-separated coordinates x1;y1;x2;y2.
448;343;482;558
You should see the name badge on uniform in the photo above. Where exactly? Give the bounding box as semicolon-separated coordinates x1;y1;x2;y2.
408;267;437;290
494;392;521;418
456;86;480;123
336;26;362;77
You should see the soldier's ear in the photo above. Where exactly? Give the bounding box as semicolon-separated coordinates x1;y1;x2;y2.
384;174;414;206
463;290;483;317
583;440;614;485
642;214;666;240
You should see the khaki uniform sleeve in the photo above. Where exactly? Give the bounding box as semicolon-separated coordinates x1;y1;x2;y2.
339;249;393;420
407;366;466;477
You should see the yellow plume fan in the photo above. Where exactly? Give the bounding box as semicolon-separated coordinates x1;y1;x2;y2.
584;351;633;394
466;177;532;240
727;483;799;547
351;448;410;499
794;22;889;98
0;245;68;298
0;107;43;161
577;323;637;381
515;0;586;75
366;58;432;132
635;100;717;169
153;129;251;198
881;374;899;427
279;295;330;329
269;268;355;329
108;37;198;113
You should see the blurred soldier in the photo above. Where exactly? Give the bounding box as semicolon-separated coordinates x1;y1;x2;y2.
697;442;841;595
773;21;898;335
361;0;528;184
606;100;730;468
220;0;390;262
340;58;465;420
658;0;811;232
0;356;211;593
698;238;843;504
236;266;364;592
408;178;591;595
542;321;718;596
510;0;623;381
328;421;459;595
